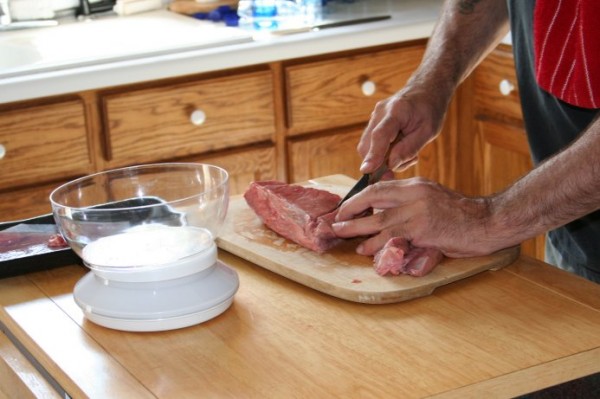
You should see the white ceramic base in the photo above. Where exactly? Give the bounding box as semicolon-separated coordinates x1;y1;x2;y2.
74;260;239;332
83;296;235;332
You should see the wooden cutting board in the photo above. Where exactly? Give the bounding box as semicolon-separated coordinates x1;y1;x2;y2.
216;175;520;304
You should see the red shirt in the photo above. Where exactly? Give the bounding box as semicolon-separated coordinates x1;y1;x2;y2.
534;0;600;109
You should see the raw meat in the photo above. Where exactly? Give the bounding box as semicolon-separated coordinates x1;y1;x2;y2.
373;237;411;276
244;181;343;253
0;231;68;262
374;237;444;277
244;180;444;277
48;234;68;249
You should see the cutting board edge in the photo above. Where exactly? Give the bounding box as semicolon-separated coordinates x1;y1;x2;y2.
217;237;520;305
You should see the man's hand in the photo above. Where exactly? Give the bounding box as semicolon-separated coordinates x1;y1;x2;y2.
332;177;512;258
358;83;449;175
358;0;510;176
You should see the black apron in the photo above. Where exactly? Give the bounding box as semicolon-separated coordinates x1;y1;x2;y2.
507;0;600;282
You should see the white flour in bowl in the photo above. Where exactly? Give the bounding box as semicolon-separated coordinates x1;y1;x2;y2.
82;225;213;268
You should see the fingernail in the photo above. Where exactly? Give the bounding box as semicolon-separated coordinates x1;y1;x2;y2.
360;161;370;172
331;222;343;231
356;244;365;254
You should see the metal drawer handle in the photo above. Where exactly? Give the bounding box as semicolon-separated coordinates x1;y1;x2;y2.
499;79;515;96
361;80;376;97
190;109;207;126
0;144;5;160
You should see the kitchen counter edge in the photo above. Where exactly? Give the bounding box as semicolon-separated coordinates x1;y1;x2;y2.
0;1;443;104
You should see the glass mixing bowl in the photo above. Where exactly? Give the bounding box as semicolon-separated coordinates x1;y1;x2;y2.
50;163;229;273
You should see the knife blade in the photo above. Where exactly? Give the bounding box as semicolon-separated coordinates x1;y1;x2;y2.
337;161;388;208
337;131;404;208
337;173;370;207
271;15;391;36
336;132;404;209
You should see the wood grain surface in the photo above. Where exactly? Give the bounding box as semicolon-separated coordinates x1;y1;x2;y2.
102;70;275;168
0;332;58;399
217;175;520;303
0;100;93;190
286;45;424;136
1;254;600;398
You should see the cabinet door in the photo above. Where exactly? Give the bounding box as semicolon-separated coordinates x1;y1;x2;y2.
474;49;522;121
287;128;365;183
287;127;452;186
474;120;545;259
189;145;277;195
470;46;545;260
102;71;275;168
285;45;425;136
0;100;93;190
0;182;60;221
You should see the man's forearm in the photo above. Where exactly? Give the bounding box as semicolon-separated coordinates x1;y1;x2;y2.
409;0;510;96
490;117;600;246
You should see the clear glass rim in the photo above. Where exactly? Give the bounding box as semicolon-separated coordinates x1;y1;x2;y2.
49;162;229;212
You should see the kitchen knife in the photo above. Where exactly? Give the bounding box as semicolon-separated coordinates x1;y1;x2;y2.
336;132;404;209
271;15;392;36
337;161;388;208
337;133;403;208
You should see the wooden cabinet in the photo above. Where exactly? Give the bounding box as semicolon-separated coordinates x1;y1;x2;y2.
464;45;545;260
0;99;95;219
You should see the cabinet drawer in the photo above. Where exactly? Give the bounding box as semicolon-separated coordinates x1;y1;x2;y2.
474;48;522;121
0;100;93;190
102;71;276;167
286;44;425;136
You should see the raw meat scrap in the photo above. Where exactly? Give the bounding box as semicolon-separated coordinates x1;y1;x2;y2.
244;181;343;253
0;231;69;261
48;234;68;249
374;237;444;277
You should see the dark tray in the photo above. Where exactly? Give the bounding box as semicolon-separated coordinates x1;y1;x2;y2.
0;214;81;279
0;196;182;279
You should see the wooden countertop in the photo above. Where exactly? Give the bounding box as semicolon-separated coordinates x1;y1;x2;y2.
1;252;599;398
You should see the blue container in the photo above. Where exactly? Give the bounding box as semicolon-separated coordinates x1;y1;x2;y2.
238;0;324;30
253;0;277;28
